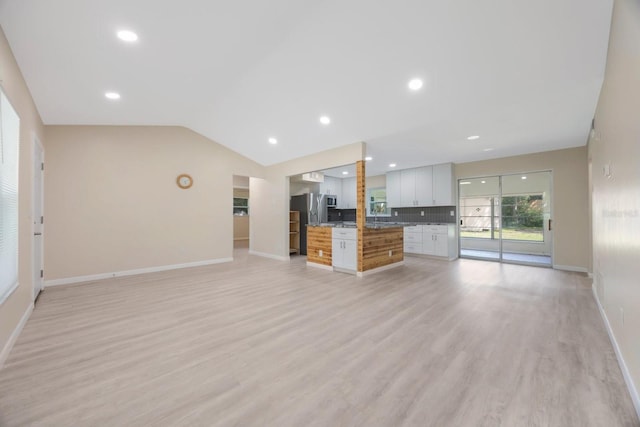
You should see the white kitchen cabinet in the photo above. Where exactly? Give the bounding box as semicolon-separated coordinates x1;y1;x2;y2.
386;163;454;207
340;177;357;209
397;167;433;207
404;224;457;260
414;167;434;206
320;176;342;201
332;228;357;271
403;225;423;255
433;163;454;206
386;171;402;207
423;225;451;257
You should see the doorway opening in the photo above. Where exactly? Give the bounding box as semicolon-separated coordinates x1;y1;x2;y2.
233;175;250;249
459;171;552;267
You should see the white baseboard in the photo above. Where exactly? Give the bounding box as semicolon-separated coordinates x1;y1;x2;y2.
44;258;233;287
357;261;405;277
0;301;34;369
592;283;640;421
306;262;333;271
553;264;588;273
248;250;289;261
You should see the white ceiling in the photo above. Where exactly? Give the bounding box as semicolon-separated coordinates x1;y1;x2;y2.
0;0;612;176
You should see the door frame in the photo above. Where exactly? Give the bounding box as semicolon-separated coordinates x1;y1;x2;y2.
32;133;44;300
457;169;554;267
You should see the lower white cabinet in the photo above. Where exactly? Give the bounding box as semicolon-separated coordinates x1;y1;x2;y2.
423;226;448;257
404;224;457;260
332;228;357;271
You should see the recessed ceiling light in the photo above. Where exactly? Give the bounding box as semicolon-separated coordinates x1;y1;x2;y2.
268;137;277;145
467;135;480;140
483;148;494;152
481;180;486;184
408;78;423;91
105;92;121;100
460;181;471;185
117;30;138;42
319;116;331;125
342;171;349;175
521;176;527;180
365;156;373;161
389;163;397;168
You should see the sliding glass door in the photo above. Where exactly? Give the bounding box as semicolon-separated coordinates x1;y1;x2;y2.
459;171;552;267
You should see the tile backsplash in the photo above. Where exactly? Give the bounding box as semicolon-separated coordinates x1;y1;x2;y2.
328;206;456;224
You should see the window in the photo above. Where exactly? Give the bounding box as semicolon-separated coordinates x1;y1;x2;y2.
460;197;499;239
0;90;20;304
501;194;544;242
460;194;544;242
233;197;249;216
367;188;390;216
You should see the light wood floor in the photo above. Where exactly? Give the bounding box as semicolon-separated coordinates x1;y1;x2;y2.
0;250;637;426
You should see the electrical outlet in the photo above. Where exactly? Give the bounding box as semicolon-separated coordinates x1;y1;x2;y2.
319;250;323;257
388;250;392;257
394;211;398;217
450;210;455;216
421;211;424;216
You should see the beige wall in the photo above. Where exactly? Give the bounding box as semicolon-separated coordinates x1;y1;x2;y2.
0;27;45;361
250;142;365;259
366;174;386;189
590;0;640;407
456;147;589;271
44;126;263;280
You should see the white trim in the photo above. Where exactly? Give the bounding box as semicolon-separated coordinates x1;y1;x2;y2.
44;258;233;287
592;283;640;421
553;264;588;273
0;301;34;369
306;262;333;271
248;250;289;261
357;261;405;277
588;272;594;279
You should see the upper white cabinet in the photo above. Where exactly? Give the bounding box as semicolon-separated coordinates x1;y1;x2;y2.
387;163;454;207
339;177;357;209
386;171;401;207
413;167;434;206
432;163;455;206
396;167;432;207
320;176;342;201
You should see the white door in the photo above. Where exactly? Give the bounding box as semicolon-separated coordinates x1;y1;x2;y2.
32;136;44;299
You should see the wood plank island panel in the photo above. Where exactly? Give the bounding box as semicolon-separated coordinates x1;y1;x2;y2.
356;160;366;272
306;226;332;266
362;227;404;271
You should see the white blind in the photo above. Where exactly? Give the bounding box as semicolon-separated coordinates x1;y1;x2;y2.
0;90;20;304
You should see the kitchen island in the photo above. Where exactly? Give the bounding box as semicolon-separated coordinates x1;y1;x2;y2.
306;222;404;276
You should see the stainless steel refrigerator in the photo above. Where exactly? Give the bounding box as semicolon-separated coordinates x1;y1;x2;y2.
290;193;328;255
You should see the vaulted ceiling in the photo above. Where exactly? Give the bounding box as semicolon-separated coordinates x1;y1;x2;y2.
0;0;612;175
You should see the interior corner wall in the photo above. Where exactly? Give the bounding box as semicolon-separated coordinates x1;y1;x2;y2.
0;26;45;361
590;0;640;411
43;126;263;281
455;146;590;271
250;142;365;259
